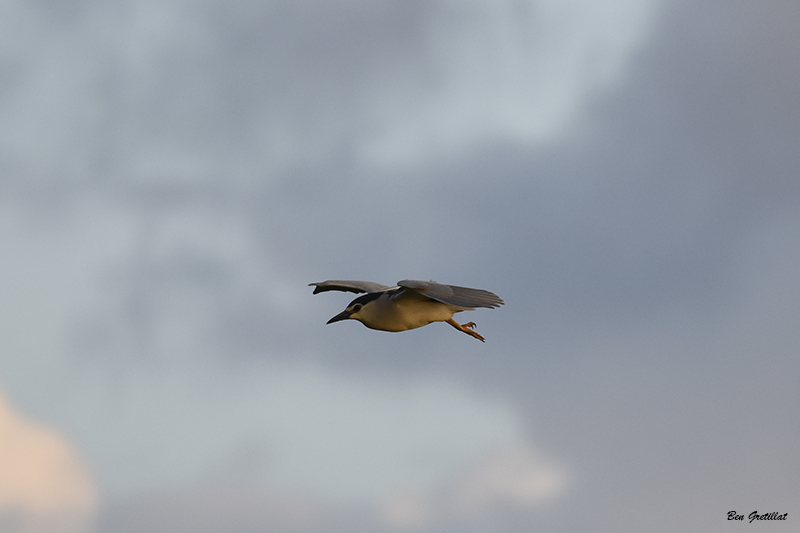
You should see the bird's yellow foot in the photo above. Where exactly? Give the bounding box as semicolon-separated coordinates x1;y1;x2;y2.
446;318;485;342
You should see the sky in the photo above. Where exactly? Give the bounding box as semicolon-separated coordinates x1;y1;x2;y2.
1;0;798;532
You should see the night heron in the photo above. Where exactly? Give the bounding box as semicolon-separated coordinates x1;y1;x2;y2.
309;280;504;342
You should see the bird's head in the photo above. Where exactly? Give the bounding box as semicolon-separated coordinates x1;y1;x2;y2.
326;292;380;324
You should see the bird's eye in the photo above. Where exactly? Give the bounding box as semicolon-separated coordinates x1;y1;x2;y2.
352;304;362;312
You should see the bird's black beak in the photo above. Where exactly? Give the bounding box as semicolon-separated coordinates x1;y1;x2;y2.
326;310;351;324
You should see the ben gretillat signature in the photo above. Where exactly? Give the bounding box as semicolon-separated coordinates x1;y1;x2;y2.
728;511;788;523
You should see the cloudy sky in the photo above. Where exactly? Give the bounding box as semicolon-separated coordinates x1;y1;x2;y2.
1;0;798;531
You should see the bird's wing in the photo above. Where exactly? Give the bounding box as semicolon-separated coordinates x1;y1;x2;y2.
396;280;504;309
309;280;392;295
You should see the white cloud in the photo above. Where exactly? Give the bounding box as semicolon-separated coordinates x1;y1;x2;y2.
359;0;659;167
379;442;569;530
0;392;96;533
75;361;530;507
451;444;569;510
0;0;660;188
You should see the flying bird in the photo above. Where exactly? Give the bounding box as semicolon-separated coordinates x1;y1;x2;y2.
309;280;504;342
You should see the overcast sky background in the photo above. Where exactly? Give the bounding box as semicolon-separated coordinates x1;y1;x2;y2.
1;0;798;532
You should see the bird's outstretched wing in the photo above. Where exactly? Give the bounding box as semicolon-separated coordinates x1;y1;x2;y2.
397;280;504;309
309;280;392;295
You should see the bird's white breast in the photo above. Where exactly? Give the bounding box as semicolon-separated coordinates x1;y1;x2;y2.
357;292;457;331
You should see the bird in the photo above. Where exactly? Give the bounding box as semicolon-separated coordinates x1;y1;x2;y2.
309;279;504;342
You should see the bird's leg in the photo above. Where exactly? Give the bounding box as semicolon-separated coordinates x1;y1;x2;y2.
446;318;485;342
